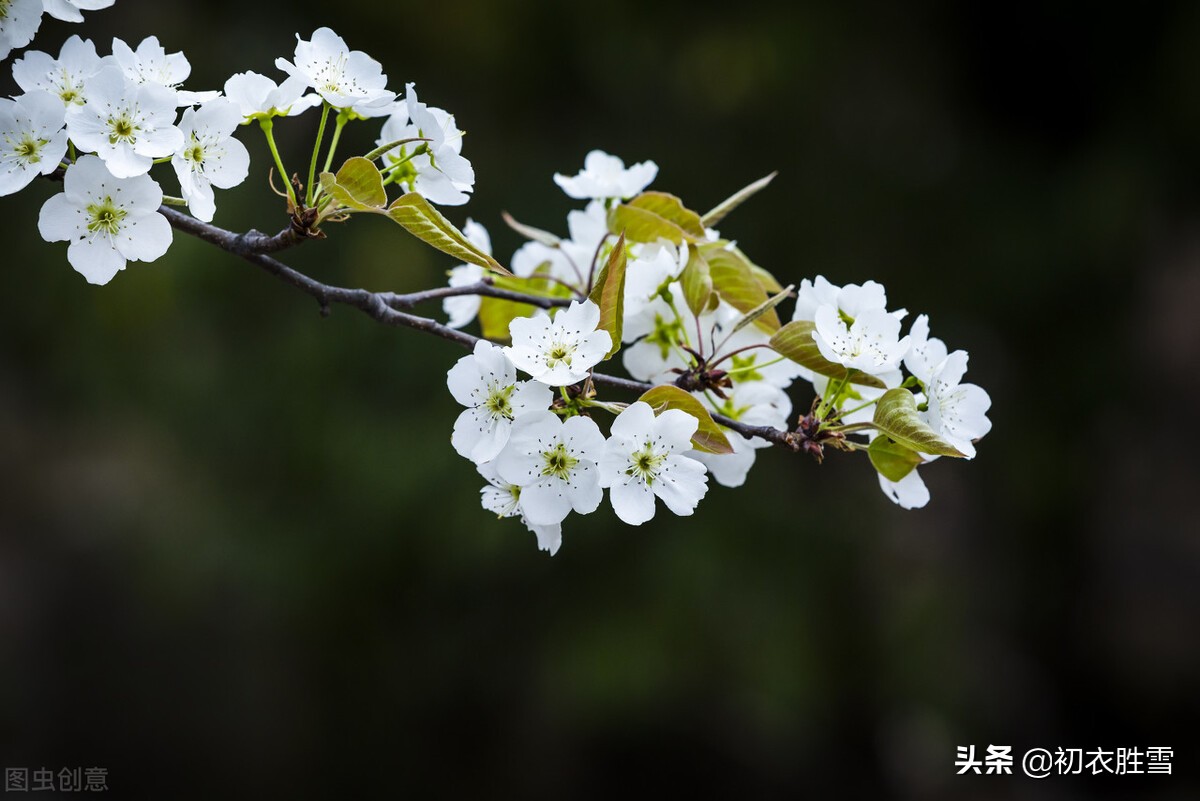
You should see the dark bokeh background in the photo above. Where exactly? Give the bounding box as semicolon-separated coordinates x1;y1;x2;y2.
1;1;1197;798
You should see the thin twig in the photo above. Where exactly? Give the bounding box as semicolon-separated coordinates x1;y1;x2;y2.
156;207;797;450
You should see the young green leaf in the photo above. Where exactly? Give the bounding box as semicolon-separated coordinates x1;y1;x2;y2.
609;203;688;244
680;246;713;317
386;193;512;276
868;435;925;482
637;385;734;454
626;192;706;238
586;231;627;359
768;320;887;389
730;284;794;336
701;171;777;228
319;156;387;211
501;211;561;248
872;388;965;457
704;246;780;333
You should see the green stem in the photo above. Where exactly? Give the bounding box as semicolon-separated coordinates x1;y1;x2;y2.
321;110;351;175
162;195;188;207
259;118;297;208
305;102;331;208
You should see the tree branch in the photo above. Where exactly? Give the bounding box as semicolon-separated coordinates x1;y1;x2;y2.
157;206;798;450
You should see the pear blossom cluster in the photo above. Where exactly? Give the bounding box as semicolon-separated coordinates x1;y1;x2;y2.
4;19;474;282
3;9;994;558
438;150;992;554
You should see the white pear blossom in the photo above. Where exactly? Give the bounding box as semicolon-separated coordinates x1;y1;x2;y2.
0;90;67;196
171;98;250;222
0;0;42;62
11;35;109;108
478;463;562;556
902;313;948;385
621;283;693;383
223;71;320;121
599;401;708;526
622;239;686;328
275;27;393;110
443;219;490;328
109;35;215;105
494;411;605;526
42;0;113;23
553;149;658;200
375;84;473;206
510;200;609;285
447;340;553;464
925;350;992;459
812;305;911;375
505;299;611;386
690;381;792;488
792;276;897;323
37;154;172;284
66;66;183;178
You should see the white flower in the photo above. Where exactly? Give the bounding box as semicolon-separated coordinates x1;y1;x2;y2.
171;98;250;222
505;299;611;386
924;350;992;459
11;35;109;108
223;71;321;121
443;219;490;328
690;381;792;488
877;469;930;510
553;149;658;200
902;313;948;385
275;27;393;110
37;154;172;285
599;401;708;526
622;239;686;329
111;36;190;88
792;276;896;323
510;200;608;286
375;84;474;206
0;90;67;196
812;305;911;375
494;411;605;526
446;340;553;464
478;463;562;556
0;0;42;62
66;66;183;178
621;284;692;383
42;0;113;23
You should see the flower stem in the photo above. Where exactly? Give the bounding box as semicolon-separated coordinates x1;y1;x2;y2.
305;102;331;208
162;195;188;207
321;109;351;175
259;118;297;209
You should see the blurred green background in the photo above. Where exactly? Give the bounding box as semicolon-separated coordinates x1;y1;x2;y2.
2;1;1198;798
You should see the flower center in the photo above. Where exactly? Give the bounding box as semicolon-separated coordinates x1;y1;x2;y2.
108;114;137;145
85;198;126;235
14;136;43;163
484;385;515;419
545;341;576;368
625;442;668;485
647;314;683;360
186;144;205;164
540;442;578;480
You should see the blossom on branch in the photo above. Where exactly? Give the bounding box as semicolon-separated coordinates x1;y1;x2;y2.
37;154;172;284
171;98;250;222
0;89;67;196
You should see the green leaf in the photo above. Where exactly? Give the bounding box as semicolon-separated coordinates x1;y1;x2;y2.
637;385;734;454
704;246;780;333
680;246;713;317
386;193;512;276
872;388;965;457
767;320;887;389
730;284;794;336
319;156;387;210
626;192;706;238
501;211;561;248
868;436;925;482
609;203;687;244
701;171;777;228
586;231;627;359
